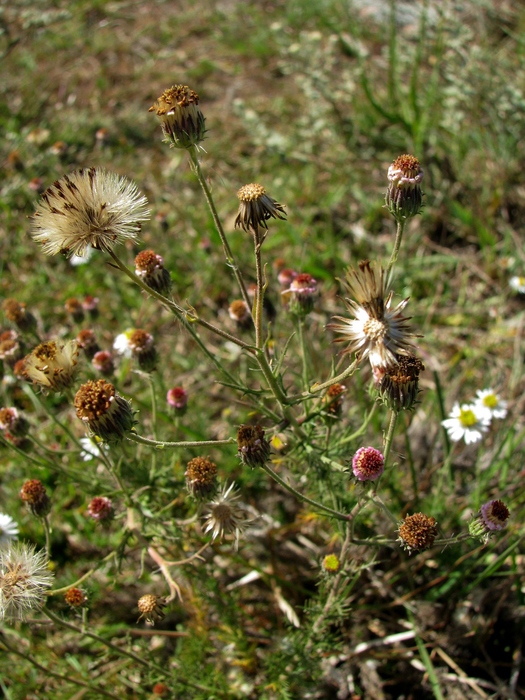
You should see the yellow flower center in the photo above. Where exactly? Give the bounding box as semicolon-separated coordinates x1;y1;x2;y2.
459;408;477;427
482;394;498;409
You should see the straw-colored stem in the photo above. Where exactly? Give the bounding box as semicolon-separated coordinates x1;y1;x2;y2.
128;433;236;449
386;219;406;276
253;226;264;348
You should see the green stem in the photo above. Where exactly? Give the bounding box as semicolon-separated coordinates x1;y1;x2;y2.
187;146;252;312
383;410;399;466
386;219;406;277
297;317;309;392
48;552;116;596
253;227;264;348
306;359;359;395
148;374;158;481
260;462;352;522
338;403;378;445
42;516;51;556
22;384;83;449
128;433;236;449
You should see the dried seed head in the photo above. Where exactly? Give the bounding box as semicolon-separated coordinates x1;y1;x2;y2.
386;154;424;222
2;299;37;334
237;424;271;468
469;499;510;543
64;587;88;608
235;183;286;233
166;386;188;414
351;446;385;482
203;482;251;549
135;249;172;296
74;379;135;443
92;350;114;376
76;329;100;360
185;457;218;499
20;480;51;517
228;299;252;328
87;496;114;522
0;543;54;621
0;408;29;437
31;168;150;257
378;353;424;411
0;334;23;366
149;84;206;149
23;340;79;393
397;513;438;554
137;593;166;624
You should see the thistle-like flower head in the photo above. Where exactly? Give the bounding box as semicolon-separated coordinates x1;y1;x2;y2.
397;513;438;554
149;84;206;149
74;379;135;443
328;261;417;369
203;483;251;549
31;168;150;257
235;183;286;233
0;543;54;621
23;340;79;393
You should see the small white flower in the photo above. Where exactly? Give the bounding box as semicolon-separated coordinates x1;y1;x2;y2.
474;389;507;420
79;436;108;461
70;245;95;266
113;330;134;358
0;543;54;621
0;514;19;547
510;276;525;294
441;403;491;445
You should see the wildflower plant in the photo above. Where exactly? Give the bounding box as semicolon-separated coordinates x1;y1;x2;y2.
0;20;522;695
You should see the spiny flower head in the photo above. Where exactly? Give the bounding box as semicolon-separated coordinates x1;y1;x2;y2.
397;513;438;554
128;329;158;372
31;168;150;257
137;593;166;624
322;554;341;574
352;446;385;482
0;543;54;621
386;154;424;221
237;424;271;468
0;514;19;548
322;383;346;419
149;84;206;149
203;482;251;550
23;340;79;393
185;457;218;499
64;587;88;608
469;499;510;543
235;183;286;233
87;496;114;522
135;249;172;296
328;260;416;369
74;379;135;443
441;403;490;445
166;386;189;413
20;479;51;517
378;352;424;411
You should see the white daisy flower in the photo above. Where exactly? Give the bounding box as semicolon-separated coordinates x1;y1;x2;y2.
0;514;19;548
509;276;525;294
113;329;134;358
31;168;149;258
0;543;54;621
474;389;507;420
441;403;491;445
79;436;108;461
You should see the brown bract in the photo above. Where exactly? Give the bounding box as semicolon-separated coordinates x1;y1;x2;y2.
235;183;286;232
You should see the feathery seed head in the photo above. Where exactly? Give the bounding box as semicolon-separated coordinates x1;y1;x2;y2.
31;168;149;257
203;482;251;549
0;514;19;548
0;543;54;621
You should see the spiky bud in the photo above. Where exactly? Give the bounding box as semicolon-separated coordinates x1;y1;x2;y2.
137;593;166;624
385;154;424;222
235;183;286;234
378;353;424;411
87;496;114;522
237;424;271;468
74;379;135;443
76;329;100;360
0;408;29;438
135;250;172;296
281;273;318;317
20;479;51;517
469;499;510;543
397;513;438;554
64;587;88;608
149;85;206;149
2;299;37;334
128;329;158;372
185;457;218;499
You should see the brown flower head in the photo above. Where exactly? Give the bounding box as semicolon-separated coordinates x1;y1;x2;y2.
23;340;79;393
135;249;172;296
203;482;252;549
0;408;29;438
397;513;438;554
378;352;424;411
0;332;23;366
323;383;346;419
149;84;206;149
2;299;36;334
185;457;218;499
235;183;286;233
74;379;135;443
327;260;417;370
20;479;51;517
228;299;252;328
128;329;158;372
92;350;114;376
76;329;100;360
137;593;166;624
87;496;114;522
64;298;84;323
386;154;424;221
237;424;271;468
64;587;88;608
